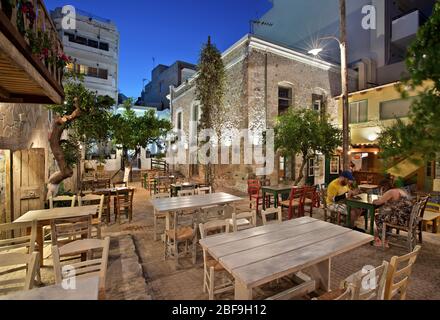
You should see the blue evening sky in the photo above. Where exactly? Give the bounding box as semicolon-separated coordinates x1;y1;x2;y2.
44;0;273;98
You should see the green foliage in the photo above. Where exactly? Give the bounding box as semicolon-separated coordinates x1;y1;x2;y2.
195;36;226;132
60;139;80;168
379;2;440;163
274;108;342;183
110;105;172;157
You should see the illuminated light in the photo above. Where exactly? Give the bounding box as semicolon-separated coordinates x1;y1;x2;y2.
308;48;323;56
368;133;379;142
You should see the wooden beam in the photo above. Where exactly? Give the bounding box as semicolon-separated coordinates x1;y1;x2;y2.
0;85;10;98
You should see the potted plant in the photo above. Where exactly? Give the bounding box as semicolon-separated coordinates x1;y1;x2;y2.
96;155;106;172
110;149;117;160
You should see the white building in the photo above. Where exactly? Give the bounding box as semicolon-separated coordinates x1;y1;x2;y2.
51;8;119;105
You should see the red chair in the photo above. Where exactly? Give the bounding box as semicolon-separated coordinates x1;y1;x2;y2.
248;185;272;215
280;187;306;220
302;186;318;217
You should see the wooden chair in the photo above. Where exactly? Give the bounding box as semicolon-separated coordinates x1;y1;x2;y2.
197;186;212;195
49;195;76;209
79;194;105;239
114;188;135;224
227;209;257;232
382;196;429;251
152;193;171;241
201;205;227;223
313;287;353;300
94;178;111;190
248;185;271;215
51;216;93;248
113;181;128;188
178;189;195;197
422;202;440;234
341;261;389;300
280;187;306;220
319;188;339;224
52;237;110;300
384;245;421;300
302;186;318;217
164;211;198;267
199;220;233;300
0;221;40;293
261;207;283;225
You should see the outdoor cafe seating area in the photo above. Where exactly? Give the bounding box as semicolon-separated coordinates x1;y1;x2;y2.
0;170;439;300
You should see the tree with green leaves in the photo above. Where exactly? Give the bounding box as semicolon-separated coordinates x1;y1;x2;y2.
379;2;440;165
274;108;342;185
46;72;115;195
110;102;172;168
195;36;226;186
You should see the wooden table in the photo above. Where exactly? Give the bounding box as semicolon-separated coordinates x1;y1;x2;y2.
199;217;373;300
151;192;243;214
170;182;198;197
358;184;379;194
345;194;380;235
0;276;100;300
262;185;295;209
14;205;98;266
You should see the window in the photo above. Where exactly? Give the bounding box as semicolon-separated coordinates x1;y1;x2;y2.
177;112;183;130
313;100;321;113
308;158;316;177
99;42;109;51
75;36;88;45
88;39;99;48
379;97;414;120
98;69;108;79
192;104;200;123
349;100;368;124
278;87;292;114
87;67;98;78
64;32;75;42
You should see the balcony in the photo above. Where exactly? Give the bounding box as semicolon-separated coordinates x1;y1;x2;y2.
0;0;64;104
391;10;420;49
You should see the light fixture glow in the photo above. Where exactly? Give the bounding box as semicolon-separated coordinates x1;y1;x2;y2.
308;48;323;56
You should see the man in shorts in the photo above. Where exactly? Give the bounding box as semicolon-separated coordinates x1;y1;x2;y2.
327;171;363;230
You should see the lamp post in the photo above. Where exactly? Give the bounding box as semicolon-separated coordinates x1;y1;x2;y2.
308;0;350;171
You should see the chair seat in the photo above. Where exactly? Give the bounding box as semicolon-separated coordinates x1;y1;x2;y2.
206;259;225;271
316;288;347;300
280;200;300;207
91;218;100;226
166;227;194;241
227;218;251;227
304;199;313;205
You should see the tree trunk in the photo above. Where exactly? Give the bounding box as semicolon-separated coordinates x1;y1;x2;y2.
294;156;307;186
47;98;81;197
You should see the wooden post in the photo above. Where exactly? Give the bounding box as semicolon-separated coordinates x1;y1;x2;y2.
340;0;350;171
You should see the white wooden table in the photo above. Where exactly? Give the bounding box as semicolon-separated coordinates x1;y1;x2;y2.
14;205;98;266
0;276;100;300
199;217;374;300
150;192;243;214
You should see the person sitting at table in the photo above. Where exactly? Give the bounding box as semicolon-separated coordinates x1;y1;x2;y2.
327;171;363;231
373;179;413;248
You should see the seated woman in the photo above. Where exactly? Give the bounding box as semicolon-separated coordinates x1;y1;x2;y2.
373;179;413;247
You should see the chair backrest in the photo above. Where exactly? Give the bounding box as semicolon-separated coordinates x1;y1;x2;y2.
0;221;37;254
152;193;171;200
415;195;430;221
343;261;389;300
51;216;92;247
199;220;230;240
197;187;212;195
94;178;111;190
78;194;105;221
0;251;39;293
178;189;195;197
115;187;135;203
288;187;305;205
49;195;76;209
384;245;421;300
261;208;283;225
202;205;227;222
52;237;110;298
231;210;257;232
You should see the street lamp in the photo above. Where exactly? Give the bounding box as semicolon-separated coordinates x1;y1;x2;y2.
308;0;350;171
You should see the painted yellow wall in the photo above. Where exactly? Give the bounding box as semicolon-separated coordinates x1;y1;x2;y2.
336;81;430;145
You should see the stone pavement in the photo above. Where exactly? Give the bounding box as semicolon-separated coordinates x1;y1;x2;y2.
101;185;440;300
1;184;439;300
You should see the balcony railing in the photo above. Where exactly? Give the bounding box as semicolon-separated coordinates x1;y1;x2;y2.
0;0;65;104
391;10;420;47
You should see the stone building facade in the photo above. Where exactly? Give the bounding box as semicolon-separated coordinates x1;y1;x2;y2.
169;35;357;192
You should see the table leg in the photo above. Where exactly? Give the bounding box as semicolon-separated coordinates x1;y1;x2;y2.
262;191;267;211
234;279;253;300
346;205;352;227
434;218;439;234
308;259;331;293
369;208;375;236
274;192;279;208
36;225;44;267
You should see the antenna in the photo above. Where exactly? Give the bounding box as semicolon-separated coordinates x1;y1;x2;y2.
152;57;156;69
249;20;274;34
